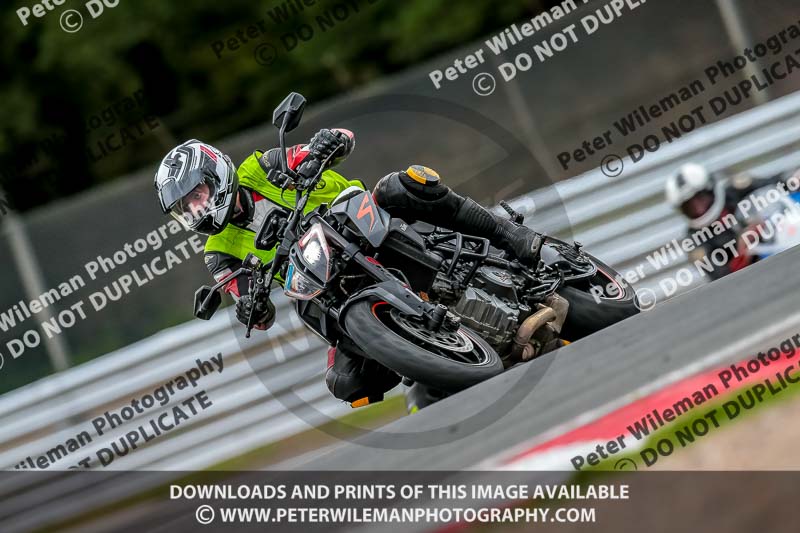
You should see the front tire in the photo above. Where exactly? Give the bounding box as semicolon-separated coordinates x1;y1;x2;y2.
343;301;504;392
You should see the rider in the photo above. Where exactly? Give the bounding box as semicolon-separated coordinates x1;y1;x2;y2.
664;162;787;279
154;129;543;408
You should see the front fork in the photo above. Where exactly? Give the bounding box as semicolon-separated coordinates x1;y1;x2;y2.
306;215;447;329
333;262;455;336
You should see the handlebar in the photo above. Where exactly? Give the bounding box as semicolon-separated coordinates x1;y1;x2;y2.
243;138;345;336
292;143;343;190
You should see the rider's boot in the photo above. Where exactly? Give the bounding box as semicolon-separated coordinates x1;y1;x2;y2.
373;165;543;264
404;381;448;413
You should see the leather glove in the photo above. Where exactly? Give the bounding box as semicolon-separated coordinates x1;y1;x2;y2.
308;129;354;163
235;295;276;330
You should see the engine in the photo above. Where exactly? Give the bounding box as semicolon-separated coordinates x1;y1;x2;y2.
447;266;532;354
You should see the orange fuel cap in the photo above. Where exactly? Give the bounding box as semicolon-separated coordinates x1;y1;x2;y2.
406;165;440;186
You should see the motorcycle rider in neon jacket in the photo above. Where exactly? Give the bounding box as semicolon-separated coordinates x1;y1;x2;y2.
154;129;543;408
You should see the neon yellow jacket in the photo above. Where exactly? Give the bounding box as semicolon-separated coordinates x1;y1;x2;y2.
204;151;364;265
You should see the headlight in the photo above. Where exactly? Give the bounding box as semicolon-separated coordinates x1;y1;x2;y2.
296;222;331;282
284;262;324;300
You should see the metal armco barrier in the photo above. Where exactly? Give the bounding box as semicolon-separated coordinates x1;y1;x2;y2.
2;90;800;479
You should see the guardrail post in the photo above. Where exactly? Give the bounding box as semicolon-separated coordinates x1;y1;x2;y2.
715;0;770;105
489;54;561;180
2;212;71;372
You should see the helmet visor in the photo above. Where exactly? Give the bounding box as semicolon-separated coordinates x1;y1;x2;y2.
169;175;218;229
680;191;715;220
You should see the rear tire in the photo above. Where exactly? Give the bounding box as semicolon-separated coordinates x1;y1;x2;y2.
558;256;639;341
343;301;504;392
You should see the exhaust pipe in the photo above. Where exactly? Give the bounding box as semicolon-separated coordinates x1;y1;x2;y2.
510;307;557;361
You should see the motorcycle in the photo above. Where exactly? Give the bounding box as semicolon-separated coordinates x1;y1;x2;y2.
701;185;800;281
193;92;639;400
743;188;800;260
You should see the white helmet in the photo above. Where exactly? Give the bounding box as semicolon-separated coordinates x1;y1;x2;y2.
665;163;725;229
154;140;239;235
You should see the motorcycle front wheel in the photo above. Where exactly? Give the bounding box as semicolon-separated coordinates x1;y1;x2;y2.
343;300;504;392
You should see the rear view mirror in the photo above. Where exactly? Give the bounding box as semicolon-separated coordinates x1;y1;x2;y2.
194;286;222;320
272;92;306;132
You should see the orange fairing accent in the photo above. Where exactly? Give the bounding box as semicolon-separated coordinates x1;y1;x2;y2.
351;397;371;408
356;193;377;232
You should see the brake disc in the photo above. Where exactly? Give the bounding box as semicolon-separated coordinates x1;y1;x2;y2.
389;308;474;353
